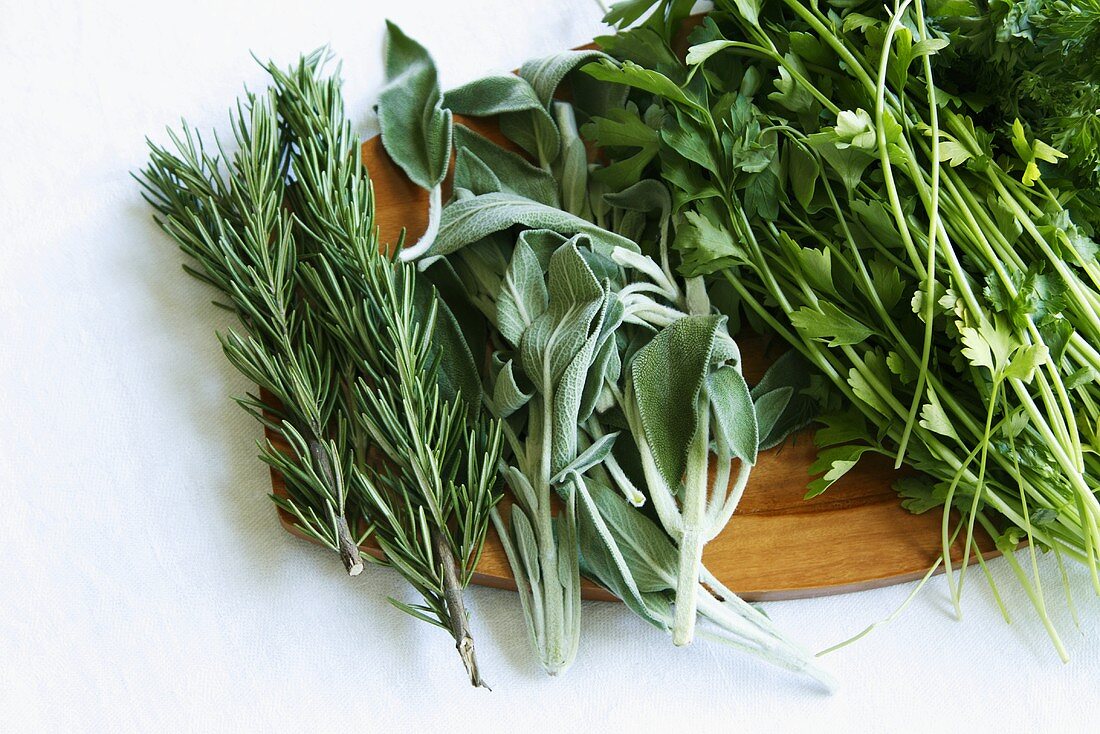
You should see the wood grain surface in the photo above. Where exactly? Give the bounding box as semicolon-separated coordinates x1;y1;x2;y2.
269;115;997;602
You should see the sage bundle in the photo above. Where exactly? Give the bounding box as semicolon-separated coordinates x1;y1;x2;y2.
377;24;830;685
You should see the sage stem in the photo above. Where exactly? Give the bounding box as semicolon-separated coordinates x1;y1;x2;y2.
672;400;711;645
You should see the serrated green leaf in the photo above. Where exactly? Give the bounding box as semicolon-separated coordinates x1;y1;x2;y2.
807;131;876;194
767;54;814;113
938;140;973;167
661;106;718;170
869;257;904;310
672;205;746;277
814;410;869;447
584;107;661;189
751;350;821;448
1003;343;1049;383
787;143;819;210
790;301;874;346
885;350;917;384
806;444;875;498
919;398;957;438
896;476;942;514
960;318;1017;375
685;40;735;66
582;59;703;115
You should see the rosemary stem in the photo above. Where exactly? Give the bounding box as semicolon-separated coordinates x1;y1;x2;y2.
306;432;363;576
433;528;488;689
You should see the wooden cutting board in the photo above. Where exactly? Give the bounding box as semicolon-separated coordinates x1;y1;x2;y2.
269;113;998;602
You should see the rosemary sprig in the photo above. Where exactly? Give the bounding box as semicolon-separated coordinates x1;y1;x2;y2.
140;85;366;575
140;53;503;687
270;55;504;687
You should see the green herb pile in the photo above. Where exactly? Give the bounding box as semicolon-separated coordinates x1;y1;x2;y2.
141;0;1100;689
574;0;1100;655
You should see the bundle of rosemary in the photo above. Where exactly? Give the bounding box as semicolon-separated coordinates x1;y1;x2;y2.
140;53;502;687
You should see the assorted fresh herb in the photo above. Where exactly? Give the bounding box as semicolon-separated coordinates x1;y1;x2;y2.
580;0;1100;656
142;0;1100;689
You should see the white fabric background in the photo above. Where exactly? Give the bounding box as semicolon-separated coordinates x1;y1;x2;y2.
1;0;1097;730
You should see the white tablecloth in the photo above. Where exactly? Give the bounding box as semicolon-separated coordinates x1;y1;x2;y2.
1;1;1097;729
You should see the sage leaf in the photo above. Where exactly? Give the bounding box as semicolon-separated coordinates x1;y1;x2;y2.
631;314;728;487
553;102;591;218
453;148;503;195
433;192;641;261
493;360;532;417
519;50;612;107
580;332;622;421
502;466;538;517
510;504;541;585
707;365;758;464
378;23;453;261
453;125;559;206
411;276;481;410
378;22;452;190
551;432;620;485
516;228;567;269
497;235;549;347
550;291;613;474
520;239;605;395
445;74;544;116
444;75;560;163
753;386;794;449
579;477;677;593
579;291;626;421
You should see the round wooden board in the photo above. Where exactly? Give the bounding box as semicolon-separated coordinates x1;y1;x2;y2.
269;114;998;602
